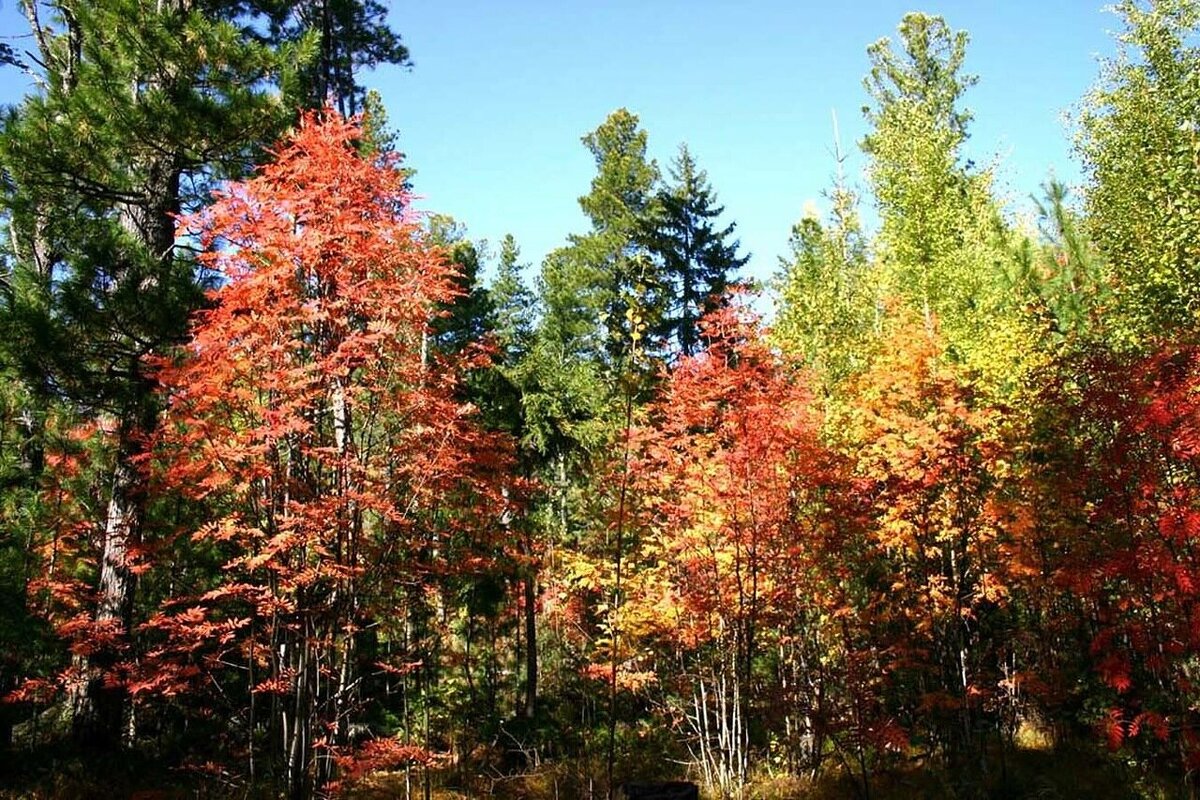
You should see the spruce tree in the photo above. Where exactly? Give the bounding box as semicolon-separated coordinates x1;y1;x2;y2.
491;234;537;365
428;214;494;356
646;144;748;358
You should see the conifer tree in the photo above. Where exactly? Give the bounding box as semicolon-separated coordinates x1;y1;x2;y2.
646;144;748;358
0;0;309;747
0;0;403;749
491;235;537;365
268;0;411;115
570;108;664;366
428;215;494;357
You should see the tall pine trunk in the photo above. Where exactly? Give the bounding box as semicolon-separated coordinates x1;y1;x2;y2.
71;420;143;748
71;157;180;748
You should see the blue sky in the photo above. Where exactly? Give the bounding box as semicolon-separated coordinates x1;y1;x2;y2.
377;1;1118;285
1;1;1120;287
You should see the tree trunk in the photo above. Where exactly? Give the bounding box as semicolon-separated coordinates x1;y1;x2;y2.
523;572;537;719
72;420;143;749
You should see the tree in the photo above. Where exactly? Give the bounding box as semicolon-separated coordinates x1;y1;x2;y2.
570;108;664;366
1007;179;1106;340
624;299;835;794
0;0;311;748
0;0;412;750
837;311;1017;767
1079;0;1200;346
146;112;512;797
491;235;537;366
861;12;986;328
645;144;748;358
774;177;875;387
861;12;1038;401
1043;344;1200;785
520;111;664;600
427;215;494;358
487;235;541;720
268;0;411;115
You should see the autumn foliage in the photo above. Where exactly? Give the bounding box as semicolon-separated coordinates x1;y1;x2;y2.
9;7;1200;797
131;112;509;794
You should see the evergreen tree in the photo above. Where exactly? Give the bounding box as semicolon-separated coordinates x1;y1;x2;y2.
483;235;543;720
1008;179;1105;339
268;0;411;115
0;0;309;748
570;108;664;366
428;214;493;356
523;249;612;460
0;0;402;749
491;234;537;365
647;144;748;358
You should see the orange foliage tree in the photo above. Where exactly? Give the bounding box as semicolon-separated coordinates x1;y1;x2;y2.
615;301;849;793
837;313;1021;764
143;111;513;797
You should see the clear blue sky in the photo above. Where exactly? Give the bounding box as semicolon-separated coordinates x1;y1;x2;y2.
375;1;1118;285
1;1;1120;286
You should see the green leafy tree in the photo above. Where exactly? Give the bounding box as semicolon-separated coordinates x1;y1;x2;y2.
862;12;981;326
774;178;875;387
1079;0;1200;346
861;12;1038;400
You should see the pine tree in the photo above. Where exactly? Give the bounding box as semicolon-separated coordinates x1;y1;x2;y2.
646;144;748;358
570;108;664;366
0;0;403;749
268;0;411;115
0;0;311;748
1009;179;1105;339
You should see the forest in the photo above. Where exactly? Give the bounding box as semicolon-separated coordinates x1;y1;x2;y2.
2;1;1200;798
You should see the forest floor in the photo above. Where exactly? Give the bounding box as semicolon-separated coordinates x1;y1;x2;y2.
0;736;1186;799
337;742;1184;800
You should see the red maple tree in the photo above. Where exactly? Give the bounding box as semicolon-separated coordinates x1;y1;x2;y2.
142;111;513;796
